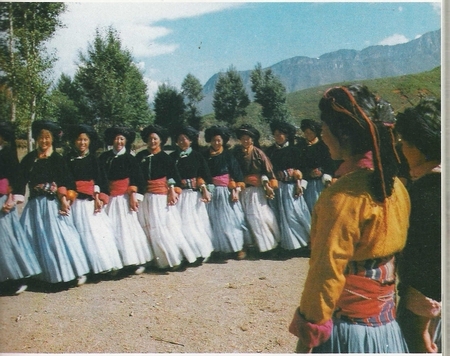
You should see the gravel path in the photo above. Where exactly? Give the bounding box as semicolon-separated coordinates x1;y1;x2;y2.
0;253;309;353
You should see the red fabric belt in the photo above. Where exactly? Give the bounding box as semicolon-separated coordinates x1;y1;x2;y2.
147;177;168;195
336;274;395;319
244;174;262;187
212;174;230;187
109;178;130;196
76;180;95;196
0;178;9;195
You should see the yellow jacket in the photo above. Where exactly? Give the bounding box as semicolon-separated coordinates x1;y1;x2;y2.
299;169;410;324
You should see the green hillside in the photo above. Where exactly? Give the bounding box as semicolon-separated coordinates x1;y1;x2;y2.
286;66;441;125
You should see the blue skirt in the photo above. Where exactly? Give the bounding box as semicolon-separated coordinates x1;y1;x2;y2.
20;196;90;283
270;182;311;250
0;195;41;282
303;179;325;214
312;318;409;353
207;186;250;253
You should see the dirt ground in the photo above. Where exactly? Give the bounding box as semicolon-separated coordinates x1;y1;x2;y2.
0;252;310;353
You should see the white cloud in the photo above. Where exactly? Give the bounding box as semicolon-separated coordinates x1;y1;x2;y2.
431;2;441;16
378;34;409;46
48;2;240;79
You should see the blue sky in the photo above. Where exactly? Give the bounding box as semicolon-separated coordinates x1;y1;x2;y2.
49;2;442;100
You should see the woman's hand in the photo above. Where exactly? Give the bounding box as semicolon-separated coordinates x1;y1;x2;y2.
294;180;304;198
167;187;179;206
1;194;15;214
231;188;240;202
59;196;71;216
94;194;104;213
201;186;211;203
129;192;139;212
264;183;275;200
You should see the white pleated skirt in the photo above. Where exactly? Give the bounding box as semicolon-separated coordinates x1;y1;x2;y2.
176;189;214;259
20;196;90;283
270;182;311;250
240;186;280;252
207;186;250;253
138;193;197;268
71;199;123;274
105;194;153;267
0;195;42;282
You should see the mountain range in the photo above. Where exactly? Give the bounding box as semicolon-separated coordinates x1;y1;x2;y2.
199;28;441;115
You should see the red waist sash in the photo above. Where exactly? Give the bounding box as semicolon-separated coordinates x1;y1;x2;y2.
212;174;230;187
109;178;130;197
76;180;95;196
0;178;9;195
336;274;395;319
147;177;168;195
244;174;262;187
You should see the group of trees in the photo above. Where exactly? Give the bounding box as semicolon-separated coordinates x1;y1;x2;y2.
1;3;291;152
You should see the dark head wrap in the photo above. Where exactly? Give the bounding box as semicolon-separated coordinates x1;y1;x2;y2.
270;120;296;144
235;124;260;141
0;121;15;144
204;125;232;145
140;124;169;146
172;125;199;142
32;120;62;146
300;119;322;135
104;126;136;149
395;97;441;161
318;84;398;202
66;124;99;151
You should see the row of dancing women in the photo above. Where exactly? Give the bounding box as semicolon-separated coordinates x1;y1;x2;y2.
1;118;335;294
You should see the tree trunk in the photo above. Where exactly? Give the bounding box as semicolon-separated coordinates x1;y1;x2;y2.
8;3;16;122
27;95;36;152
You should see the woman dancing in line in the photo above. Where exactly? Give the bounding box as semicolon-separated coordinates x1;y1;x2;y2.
0;122;41;294
65;124;123;275
395;98;441;353
203;125;250;260
98;126;152;275
265;120;311;253
233;124;280;255
136;124;197;270
19;120;89;286
169;125;214;263
289;85;410;353
296;119;336;213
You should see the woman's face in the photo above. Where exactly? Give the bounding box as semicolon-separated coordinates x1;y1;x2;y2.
321;123;342;160
113;134;127;152
240;134;253;149
210;135;223;151
273;130;287;146
177;134;191;151
147;133;161;151
303;128;317;142
399;137;425;170
75;133;90;154
37;129;53;151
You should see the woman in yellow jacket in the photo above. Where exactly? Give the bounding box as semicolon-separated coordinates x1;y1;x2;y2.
289;84;410;353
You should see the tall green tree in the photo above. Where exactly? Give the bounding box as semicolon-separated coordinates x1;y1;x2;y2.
153;83;185;133
181;73;204;129
0;2;66;150
212;65;250;125
250;62;290;123
74;26;152;133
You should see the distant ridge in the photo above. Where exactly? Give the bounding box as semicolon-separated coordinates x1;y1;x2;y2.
200;29;441;115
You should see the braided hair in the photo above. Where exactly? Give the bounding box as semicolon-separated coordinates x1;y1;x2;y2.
318;84;399;202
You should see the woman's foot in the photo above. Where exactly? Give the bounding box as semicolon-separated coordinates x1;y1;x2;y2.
77;275;87;286
134;266;146;275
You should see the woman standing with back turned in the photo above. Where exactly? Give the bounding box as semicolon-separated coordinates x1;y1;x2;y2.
289;85;410;353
